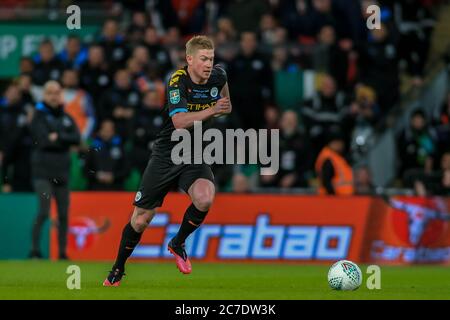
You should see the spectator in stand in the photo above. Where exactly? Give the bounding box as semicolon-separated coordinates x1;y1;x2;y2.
354;165;375;195
216;17;237;44
314;24;358;92
261;110;312;189
358;23;399;113
413;151;450;196
398;109;438;185
99;69;140;140
17;73;35;108
163;27;183;67
313;24;337;73
142;26;173;77
98;19;129;71
433;92;450;161
213;18;239;69
164;26;182;49
84;119;129;191
126;57;146;85
169;0;207;36
279;0;350;41
271;45;299;72
0;83;34;192
394;0;435;85
438;152;450;195
32;39;65;86
228;31;273;130
79;44;112;113
349;85;380;162
226;0;270;34
19;57;34;74
129;45;166;103
131;89;164;174
332;0;364;43
61;69;96;143
278;0;311;40
307;0;338;38
109;0;147;15
302;74;350;158
259;13;280;49
126;11;149;47
264;105;280;131
132;45;150;71
440;168;450;196
57;35;88;70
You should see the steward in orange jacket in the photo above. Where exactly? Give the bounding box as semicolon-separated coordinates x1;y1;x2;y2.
315;134;354;195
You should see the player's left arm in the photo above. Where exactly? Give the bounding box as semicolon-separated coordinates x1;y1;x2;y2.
220;82;232;114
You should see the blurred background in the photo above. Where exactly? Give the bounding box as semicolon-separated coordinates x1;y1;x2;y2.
0;0;449;197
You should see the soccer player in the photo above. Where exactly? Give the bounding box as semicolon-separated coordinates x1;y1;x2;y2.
103;35;232;286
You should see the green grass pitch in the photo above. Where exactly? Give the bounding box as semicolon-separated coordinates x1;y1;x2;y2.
0;261;449;300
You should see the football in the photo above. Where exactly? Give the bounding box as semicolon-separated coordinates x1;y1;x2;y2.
328;260;363;291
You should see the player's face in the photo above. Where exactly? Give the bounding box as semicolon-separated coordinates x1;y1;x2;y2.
188;49;214;81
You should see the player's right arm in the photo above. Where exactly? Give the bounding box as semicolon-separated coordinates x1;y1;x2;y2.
172;100;230;129
172;109;209;129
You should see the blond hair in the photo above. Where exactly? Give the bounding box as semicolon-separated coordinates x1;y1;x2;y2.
186;35;214;56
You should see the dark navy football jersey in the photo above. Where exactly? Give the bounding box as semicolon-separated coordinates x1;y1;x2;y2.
152;65;227;158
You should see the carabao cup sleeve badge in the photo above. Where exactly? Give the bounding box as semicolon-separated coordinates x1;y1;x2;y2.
169;89;181;104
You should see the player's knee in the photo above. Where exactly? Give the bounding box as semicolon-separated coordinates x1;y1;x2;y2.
131;208;155;232
133;219;148;232
192;192;213;212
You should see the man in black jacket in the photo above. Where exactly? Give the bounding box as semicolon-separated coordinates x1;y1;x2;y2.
131;89;164;174
260;110;312;189
32;40;65;86
0;83;33;192
84;119;129;190
29;81;80;260
99;69;140;140
228;31;273;130
79;44;112;114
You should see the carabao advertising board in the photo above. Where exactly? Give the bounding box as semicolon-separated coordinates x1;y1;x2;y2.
50;193;450;264
365;196;450;264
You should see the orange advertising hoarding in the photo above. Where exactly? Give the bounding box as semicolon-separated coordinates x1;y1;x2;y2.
50;193;450;264
363;196;450;264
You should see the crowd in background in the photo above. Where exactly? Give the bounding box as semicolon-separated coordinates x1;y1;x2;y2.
0;0;449;196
